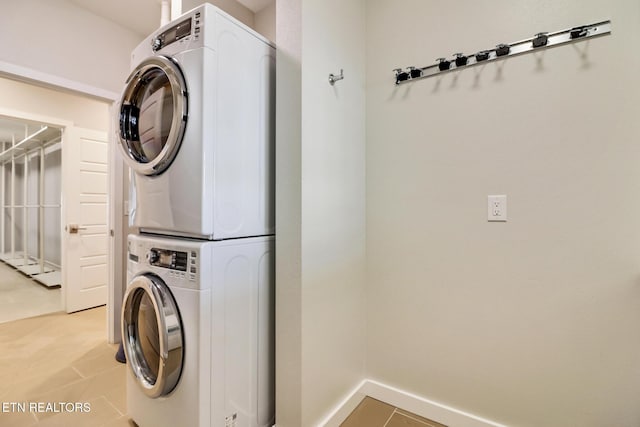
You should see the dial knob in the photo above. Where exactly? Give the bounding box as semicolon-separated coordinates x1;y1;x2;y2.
152;37;162;51
147;249;159;264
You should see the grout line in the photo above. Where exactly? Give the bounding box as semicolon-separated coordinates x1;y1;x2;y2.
382;408;398;427
396;410;441;426
27;410;39;425
100;393;126;417
71;365;86;379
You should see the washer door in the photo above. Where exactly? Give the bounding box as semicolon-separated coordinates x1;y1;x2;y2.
122;273;184;398
118;55;188;176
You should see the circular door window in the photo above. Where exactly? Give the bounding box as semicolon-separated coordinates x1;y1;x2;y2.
119;55;188;176
122;273;184;398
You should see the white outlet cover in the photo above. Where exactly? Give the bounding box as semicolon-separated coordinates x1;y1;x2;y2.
488;195;507;222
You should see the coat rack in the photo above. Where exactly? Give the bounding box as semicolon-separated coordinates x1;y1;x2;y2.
393;20;612;85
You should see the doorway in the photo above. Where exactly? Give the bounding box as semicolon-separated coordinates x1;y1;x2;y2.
0;117;63;322
0;76;112;324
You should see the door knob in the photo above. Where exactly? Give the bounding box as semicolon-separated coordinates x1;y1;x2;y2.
67;224;87;234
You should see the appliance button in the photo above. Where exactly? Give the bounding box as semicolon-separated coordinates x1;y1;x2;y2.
190;266;196;273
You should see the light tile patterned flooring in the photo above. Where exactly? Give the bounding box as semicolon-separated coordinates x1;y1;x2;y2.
0;279;445;427
0;306;131;426
0;261;61;324
341;396;447;427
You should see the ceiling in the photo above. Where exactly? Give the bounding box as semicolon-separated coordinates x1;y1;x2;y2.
69;0;272;37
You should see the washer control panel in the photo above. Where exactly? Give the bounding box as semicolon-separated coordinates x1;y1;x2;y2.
146;247;198;282
128;236;200;284
148;248;188;271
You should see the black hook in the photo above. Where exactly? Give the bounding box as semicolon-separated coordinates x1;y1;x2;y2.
532;32;548;48
495;44;510;57
570;26;589;39
393;68;409;84
436;58;451;71
408;66;423;79
475;50;490;62
453;53;468;67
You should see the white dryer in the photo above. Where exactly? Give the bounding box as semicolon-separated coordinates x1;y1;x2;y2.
122;233;274;427
118;4;275;240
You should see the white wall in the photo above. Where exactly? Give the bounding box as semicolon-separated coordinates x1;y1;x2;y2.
0;78;110;132
276;0;367;425
0;0;142;95
366;1;640;426
182;0;255;28
275;0;302;423
300;0;367;424
255;2;276;42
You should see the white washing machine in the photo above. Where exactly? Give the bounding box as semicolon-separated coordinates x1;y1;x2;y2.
118;4;275;240
122;233;274;427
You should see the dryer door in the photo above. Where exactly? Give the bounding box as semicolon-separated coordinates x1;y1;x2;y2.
122;273;184;398
118;55;188;176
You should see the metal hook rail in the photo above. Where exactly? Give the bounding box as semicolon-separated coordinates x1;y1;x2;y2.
393;20;612;85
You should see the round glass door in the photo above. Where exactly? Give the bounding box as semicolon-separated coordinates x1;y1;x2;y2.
119;55;188;176
122;273;184;398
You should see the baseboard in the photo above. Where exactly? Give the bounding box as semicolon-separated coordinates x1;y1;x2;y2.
321;379;508;427
318;379;369;427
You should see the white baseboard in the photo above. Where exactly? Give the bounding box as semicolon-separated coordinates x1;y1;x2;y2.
318;380;369;427
320;379;508;427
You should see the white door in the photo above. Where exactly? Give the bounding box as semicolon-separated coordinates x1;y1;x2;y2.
62;126;109;313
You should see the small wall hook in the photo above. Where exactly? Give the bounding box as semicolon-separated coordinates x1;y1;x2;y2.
329;69;344;86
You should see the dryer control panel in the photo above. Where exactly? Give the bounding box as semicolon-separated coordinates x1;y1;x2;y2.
152;17;193;52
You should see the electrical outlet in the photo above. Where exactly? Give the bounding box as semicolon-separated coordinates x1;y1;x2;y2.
488;195;507;222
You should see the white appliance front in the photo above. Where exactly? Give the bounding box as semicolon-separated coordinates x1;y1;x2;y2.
122;233;274;427
118;4;275;240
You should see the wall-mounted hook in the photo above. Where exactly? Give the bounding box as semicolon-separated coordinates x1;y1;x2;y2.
532;32;549;48
436;58;451;71
453;53;468;67
475;50;491;62
407;66;422;78
393;68;409;84
570;26;589;39
495;43;511;57
329;69;344;86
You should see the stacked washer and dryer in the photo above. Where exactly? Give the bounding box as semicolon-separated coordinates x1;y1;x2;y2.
116;5;275;427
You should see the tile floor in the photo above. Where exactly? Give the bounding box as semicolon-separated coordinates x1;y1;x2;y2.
0;306;131;426
0;261;61;324
0;301;445;427
341;396;447;427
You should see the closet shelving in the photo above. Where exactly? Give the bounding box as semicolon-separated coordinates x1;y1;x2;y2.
1;125;63;287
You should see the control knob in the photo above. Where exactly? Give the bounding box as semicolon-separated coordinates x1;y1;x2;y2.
147;249;159;264
152;37;162;51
